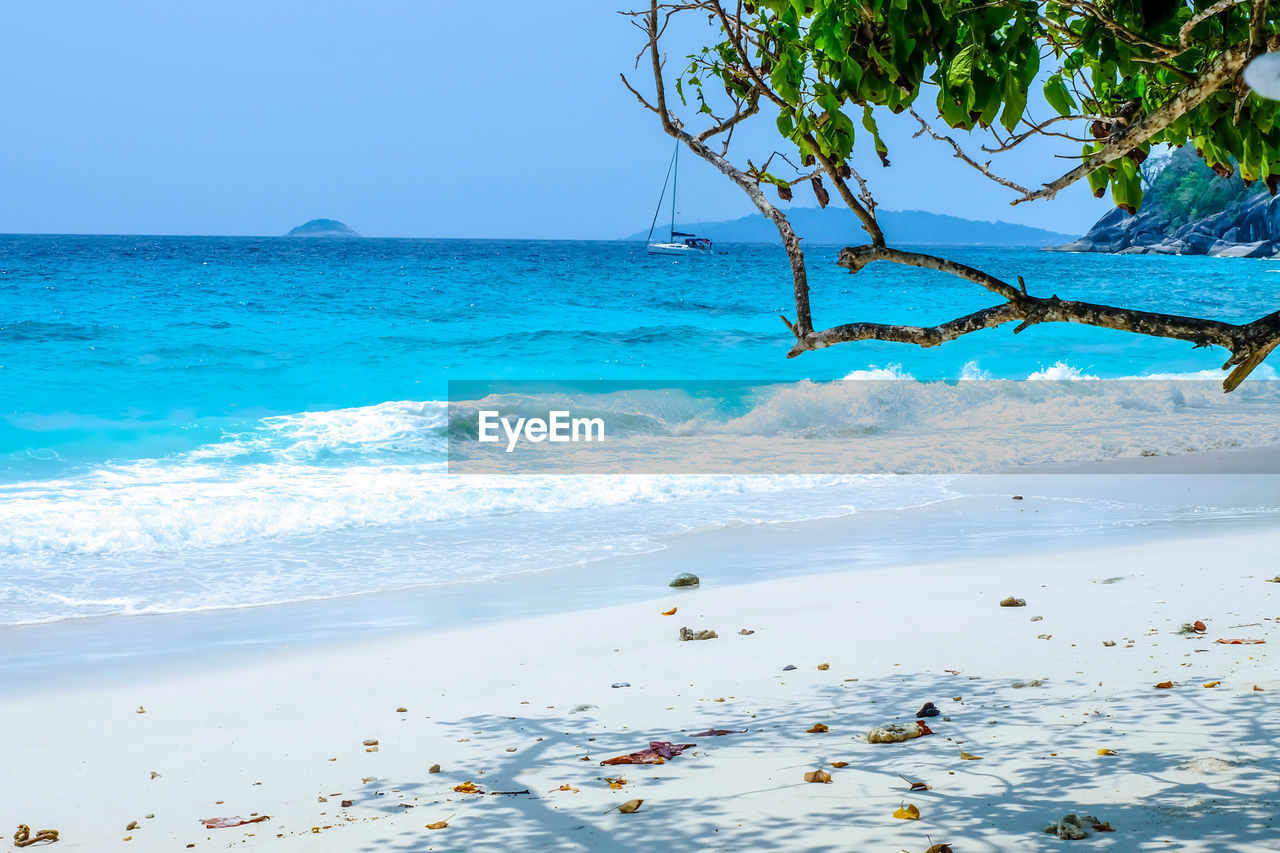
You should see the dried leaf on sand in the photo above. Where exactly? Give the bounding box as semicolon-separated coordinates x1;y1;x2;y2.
600;741;695;766
892;803;921;820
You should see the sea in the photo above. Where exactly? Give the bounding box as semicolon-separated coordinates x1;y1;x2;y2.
4;235;1280;660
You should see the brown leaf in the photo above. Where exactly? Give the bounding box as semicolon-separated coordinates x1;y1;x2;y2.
829;761;849;768
806;723;829;733
617;799;643;814
810;176;830;208
600;741;694;766
892;803;920;820
1216;638;1265;644
1154;680;1175;689
803;769;832;783
959;750;983;760
816;663;830;670
909;780;931;791
1092;820;1115;832
1254;685;1265;691
777;184;793;202
925;845;955;853
1192;620;1207;633
425;820;449;830
660;606;677;616
555;784;579;793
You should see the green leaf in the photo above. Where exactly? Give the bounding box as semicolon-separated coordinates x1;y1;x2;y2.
1043;75;1077;117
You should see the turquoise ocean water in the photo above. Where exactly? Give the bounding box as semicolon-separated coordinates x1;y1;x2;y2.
4;234;1280;628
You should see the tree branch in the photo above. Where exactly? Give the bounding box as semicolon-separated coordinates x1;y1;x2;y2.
1014;40;1251;205
634;0;815;333
910;109;1032;195
781;244;1280;391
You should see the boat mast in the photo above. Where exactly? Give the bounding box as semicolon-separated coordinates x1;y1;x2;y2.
645;145;677;245
669;144;678;240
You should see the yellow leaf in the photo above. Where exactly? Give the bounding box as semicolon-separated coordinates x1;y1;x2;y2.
425;820;449;830
556;784;579;793
617;799;643;814
806;723;829;733
829;761;849;768
816;663;829;670
892;803;921;820
1093;821;1115;832
1203;681;1220;688
452;782;481;794
959;751;983;760
607;778;628;790
660;607;677;616
1097;748;1117;756
803;769;832;783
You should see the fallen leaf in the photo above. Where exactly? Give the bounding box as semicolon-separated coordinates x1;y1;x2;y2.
806;723;829;733
1154;680;1175;689
200;816;270;829
892;803;921;820
617;799;643;814
660;607;677;616
803;769;832;783
1215;638;1265;645
816;663;829;670
1191;620;1207;633
689;729;746;737
606;778;628;790
600;742;695;766
1092;821;1115;832
830;761;849;768
925;845;955;853
999;596;1026;607
425;820;448;830
452;782;482;794
1103;640;1116;647
909;780;931;792
555;784;579;793
1097;748;1117;756
916;702;940;718
1203;681;1221;688
1254;685;1265;692
959;750;983;760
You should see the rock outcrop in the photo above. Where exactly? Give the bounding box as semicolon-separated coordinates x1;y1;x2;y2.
1056;192;1280;257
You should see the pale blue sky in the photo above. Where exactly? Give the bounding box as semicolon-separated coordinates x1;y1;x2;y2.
0;1;1110;238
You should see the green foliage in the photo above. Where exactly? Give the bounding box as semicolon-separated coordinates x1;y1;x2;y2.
678;0;1280;214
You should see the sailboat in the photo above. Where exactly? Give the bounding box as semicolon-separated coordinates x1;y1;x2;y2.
646;144;713;255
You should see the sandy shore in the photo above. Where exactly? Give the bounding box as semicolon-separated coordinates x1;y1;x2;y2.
4;523;1280;851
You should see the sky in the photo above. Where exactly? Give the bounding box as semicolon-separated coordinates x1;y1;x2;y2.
0;1;1113;239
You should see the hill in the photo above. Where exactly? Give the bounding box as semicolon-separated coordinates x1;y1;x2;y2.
285;219;361;238
626;207;1074;246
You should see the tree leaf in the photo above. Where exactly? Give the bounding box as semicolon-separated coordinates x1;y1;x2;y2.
617;799;644;814
892;803;921;820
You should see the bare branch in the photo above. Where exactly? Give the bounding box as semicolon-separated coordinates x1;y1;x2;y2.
782;244;1280;391
909;110;1032;195
639;0;814;333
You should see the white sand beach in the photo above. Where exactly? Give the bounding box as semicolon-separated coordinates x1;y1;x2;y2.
4;514;1279;851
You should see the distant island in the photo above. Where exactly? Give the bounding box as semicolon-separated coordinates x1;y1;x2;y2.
627;208;1074;246
285;219;361;238
1056;147;1280;257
